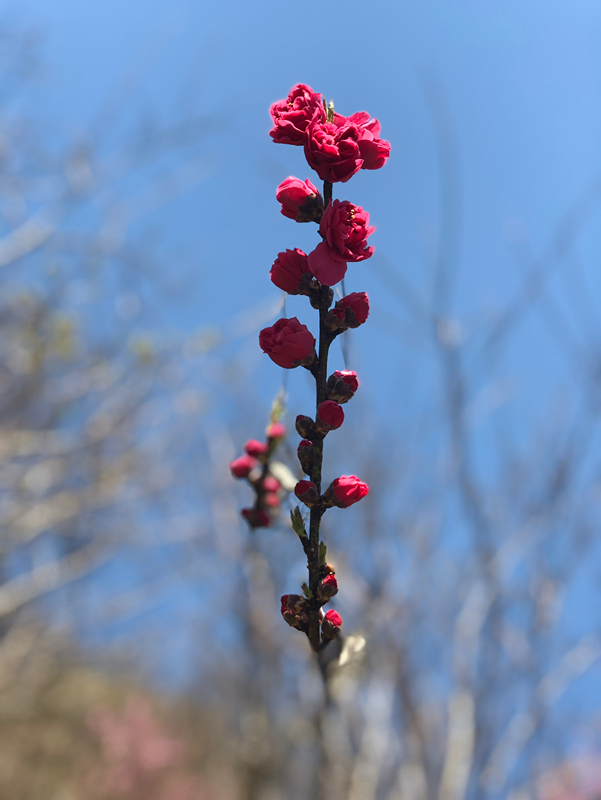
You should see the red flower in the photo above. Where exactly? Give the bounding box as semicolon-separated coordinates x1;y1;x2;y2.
324;475;369;508
245;439;268;458
338;111;391;170
327;370;359;403
241;508;270;528
304;114;363;183
308;201;374;286
322;608;342;639
294;480;320;508
320;200;375;263
259;317;315;369
230;454;257;478
304;110;390;182
276;177;323;222
270;249;312;295
316;400;345;432
270;84;323;145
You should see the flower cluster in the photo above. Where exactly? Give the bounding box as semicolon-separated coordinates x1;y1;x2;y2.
270;85;388;645
241;84;388;651
229;421;287;528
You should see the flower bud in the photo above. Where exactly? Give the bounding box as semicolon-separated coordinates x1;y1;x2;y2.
276;177;324;223
321;609;342;639
245;439;269;458
264;492;281;508
281;593;309;630
230;454;258;479
241;507;270;528
297;439;314;475
316;400;344;434
326;370;359;404
317;573;338;604
261;475;281;493
296;414;318;440
294;480;320;508
266;422;286;440
323;475;369;508
326;292;369;332
259;317;316;369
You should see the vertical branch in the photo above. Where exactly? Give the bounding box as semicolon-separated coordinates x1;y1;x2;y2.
307;185;333;650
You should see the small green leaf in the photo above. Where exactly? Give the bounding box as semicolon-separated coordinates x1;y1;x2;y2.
290;507;307;540
301;583;312;599
319;541;327;566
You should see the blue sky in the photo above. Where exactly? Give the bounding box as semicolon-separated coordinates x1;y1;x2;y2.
17;0;601;416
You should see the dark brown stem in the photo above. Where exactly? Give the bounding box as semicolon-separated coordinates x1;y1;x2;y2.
323;180;332;208
306;233;334;650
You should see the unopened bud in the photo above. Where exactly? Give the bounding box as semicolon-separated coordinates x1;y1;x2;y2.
323;475;369;508
317;573;338;603
263;492;281;508
325;292;369;333
326;370;359;404
281;593;309;631
261;475;281;493
316;400;344;434
294;480;320;508
245;439;269;458
296;414;318;439
241;508;270;528
297;439;314;474
266;421;286;440
230;454;258;478
321;609;342;640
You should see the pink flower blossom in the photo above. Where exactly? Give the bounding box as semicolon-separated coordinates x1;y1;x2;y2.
308;201;374;286
320;200;375;263
270;249;312;294
304;111;390;182
337;111;391;170
259;317;315;369
270;84;323;145
304;115;364;183
276;177;323;222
